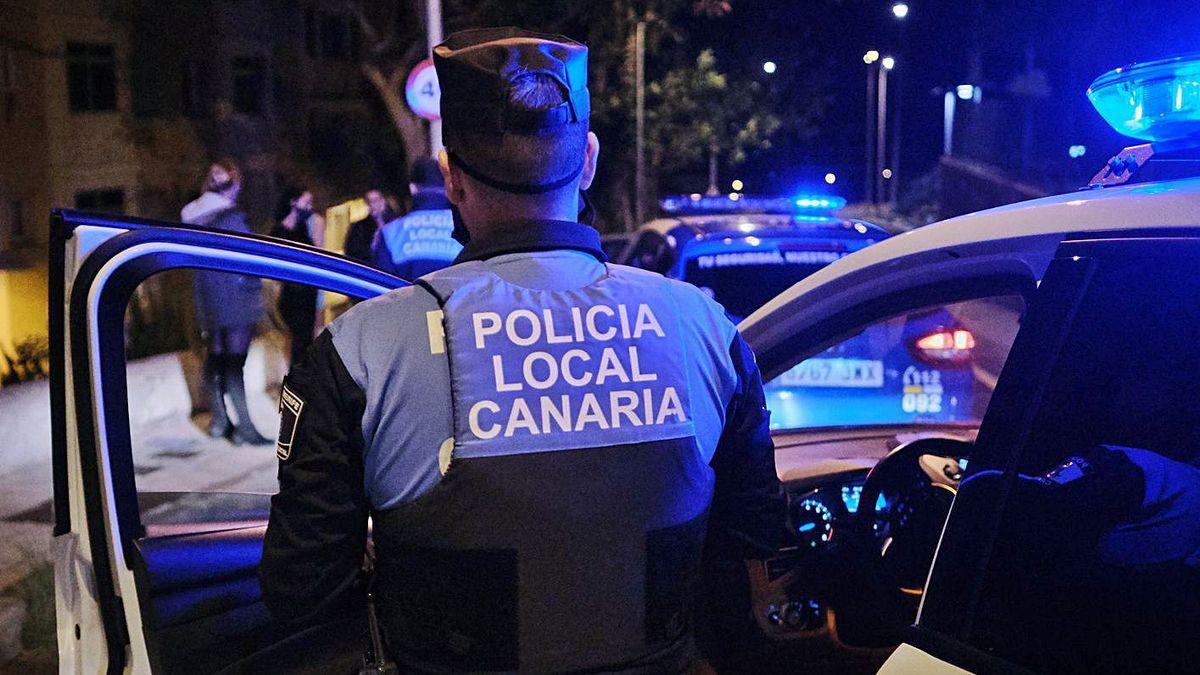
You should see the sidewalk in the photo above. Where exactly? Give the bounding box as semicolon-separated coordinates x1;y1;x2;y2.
0;338;286;591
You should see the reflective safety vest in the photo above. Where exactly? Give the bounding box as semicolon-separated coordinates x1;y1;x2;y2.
372;262;720;673
379;209;462;277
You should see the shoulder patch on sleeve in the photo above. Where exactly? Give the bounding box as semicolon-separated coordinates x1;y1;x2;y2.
276;384;305;461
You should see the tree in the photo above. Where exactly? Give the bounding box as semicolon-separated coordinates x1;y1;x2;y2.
647;49;780;196
345;1;789;229
347;2;433;166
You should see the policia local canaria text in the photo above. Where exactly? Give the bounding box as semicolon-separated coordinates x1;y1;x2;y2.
465;303;687;440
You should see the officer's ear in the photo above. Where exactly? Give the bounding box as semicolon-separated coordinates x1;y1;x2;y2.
579;132;600;191
438;150;466;205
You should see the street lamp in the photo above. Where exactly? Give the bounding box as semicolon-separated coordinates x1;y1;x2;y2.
892;3;910;19
864;50;880;202
825;173;837;185
876;61;888;204
762;61;777;74
731;179;745;191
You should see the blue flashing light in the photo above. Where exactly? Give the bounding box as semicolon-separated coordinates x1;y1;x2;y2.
792;195;847;211
797;522;817;533
1088;54;1200;142
660;194;846;216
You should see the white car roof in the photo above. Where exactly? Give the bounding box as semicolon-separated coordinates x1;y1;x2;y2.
740;176;1200;372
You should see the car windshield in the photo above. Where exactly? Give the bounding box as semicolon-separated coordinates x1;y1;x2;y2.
765;295;1026;431
684;256;832;320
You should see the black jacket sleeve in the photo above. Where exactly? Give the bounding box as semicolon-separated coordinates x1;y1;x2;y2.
260;330;369;626
698;332;787;664
706;331;787;560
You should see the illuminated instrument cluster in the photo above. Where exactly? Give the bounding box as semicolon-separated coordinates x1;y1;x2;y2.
788;479;865;551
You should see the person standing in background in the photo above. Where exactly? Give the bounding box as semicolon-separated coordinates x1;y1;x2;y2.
344;188;394;264
270;187;326;365
181;159;272;446
373;158;462;278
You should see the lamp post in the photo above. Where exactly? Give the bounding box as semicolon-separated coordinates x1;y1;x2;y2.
426;0;443;157
875;56;894;206
944;85;979;157
888;59;902;205
863;50;879;203
634;21;646;229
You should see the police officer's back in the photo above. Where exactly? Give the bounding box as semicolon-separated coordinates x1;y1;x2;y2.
260;27;785;673
374;158;462;278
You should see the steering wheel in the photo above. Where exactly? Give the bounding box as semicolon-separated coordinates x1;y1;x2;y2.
857;436;974;595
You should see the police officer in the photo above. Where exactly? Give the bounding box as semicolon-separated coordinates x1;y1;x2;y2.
260;27;784;672
373;157;462;278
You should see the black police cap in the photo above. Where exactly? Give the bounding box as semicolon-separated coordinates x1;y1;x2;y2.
434;27;590;151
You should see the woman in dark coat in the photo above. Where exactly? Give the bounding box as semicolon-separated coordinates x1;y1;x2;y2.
181;159;270;445
270;187;325;365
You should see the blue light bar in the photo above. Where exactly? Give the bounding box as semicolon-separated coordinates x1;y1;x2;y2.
792;195;847;210
660;193;846;215
1088;54;1200;142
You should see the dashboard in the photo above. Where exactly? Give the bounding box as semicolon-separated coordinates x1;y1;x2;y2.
747;429;975;657
789;476;867;552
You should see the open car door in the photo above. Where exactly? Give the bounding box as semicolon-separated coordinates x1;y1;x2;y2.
49;209;402;673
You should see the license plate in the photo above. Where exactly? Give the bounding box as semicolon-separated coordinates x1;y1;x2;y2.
775;358;884;388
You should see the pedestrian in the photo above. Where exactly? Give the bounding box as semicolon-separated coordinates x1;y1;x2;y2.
344;188;394;264
260;28;784;672
270;186;325;365
181;159;272;446
372;157;461;277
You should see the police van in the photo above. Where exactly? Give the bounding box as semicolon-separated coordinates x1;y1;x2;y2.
50;54;1200;672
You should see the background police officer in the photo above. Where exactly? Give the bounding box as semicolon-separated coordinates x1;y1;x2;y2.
372;157;461;278
260;27;785;673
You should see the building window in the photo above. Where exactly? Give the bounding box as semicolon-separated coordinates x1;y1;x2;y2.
181;60;206;118
66;42;117;112
0;46;16;121
231;56;265;115
305;10;357;62
75;188;125;214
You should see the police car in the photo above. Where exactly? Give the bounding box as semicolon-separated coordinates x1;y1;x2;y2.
50;55;1200;673
613;196;982;430
735;54;1200;673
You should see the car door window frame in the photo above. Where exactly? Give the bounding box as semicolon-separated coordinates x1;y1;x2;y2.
55;210;402;671
904;256;1094;670
911;236;1200;671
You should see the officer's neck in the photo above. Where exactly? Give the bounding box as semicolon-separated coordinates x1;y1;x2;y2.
460;188;579;238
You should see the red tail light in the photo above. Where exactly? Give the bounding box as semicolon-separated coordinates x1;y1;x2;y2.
913;329;975;366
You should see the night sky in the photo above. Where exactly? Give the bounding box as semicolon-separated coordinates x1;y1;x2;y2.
685;0;1200;200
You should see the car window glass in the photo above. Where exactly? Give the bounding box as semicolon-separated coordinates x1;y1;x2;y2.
685;254;836;321
951;253;1200;673
125;270;339;528
764;295;1024;430
624;230;671;273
